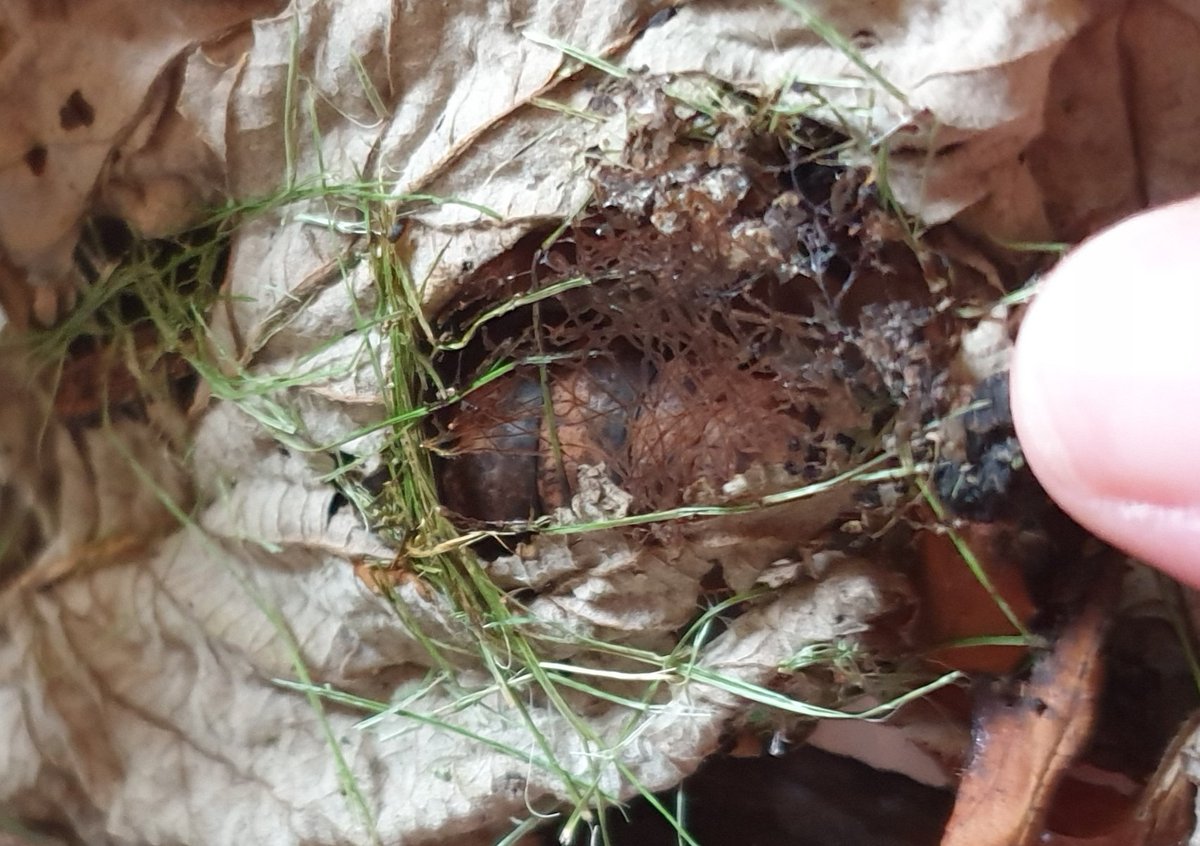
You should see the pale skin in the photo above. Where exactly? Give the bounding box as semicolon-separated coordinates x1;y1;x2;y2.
1011;197;1200;587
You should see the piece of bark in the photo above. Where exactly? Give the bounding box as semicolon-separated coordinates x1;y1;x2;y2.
940;558;1122;846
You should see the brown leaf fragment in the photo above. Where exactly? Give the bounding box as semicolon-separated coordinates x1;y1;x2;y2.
52;327;195;425
916;525;1036;674
940;558;1122;846
1130;714;1199;846
1039;714;1198;845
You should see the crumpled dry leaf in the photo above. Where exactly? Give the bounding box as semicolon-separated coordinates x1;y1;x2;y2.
1027;1;1200;240
6;1;1200;845
0;0;278;325
940;560;1121;846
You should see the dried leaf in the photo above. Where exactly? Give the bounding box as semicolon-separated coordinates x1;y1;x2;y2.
940;559;1122;846
8;1;1200;844
917;525;1036;674
1040;714;1198;845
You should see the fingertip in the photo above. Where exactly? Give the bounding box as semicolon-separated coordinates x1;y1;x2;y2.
1011;198;1200;585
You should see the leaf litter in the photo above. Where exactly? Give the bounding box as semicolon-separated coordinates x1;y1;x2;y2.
366;76;1139;845
3;3;1200;846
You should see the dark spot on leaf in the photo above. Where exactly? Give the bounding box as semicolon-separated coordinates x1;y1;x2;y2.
851;29;880;49
935;140;966;159
24;145;47;176
59;89;95;130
